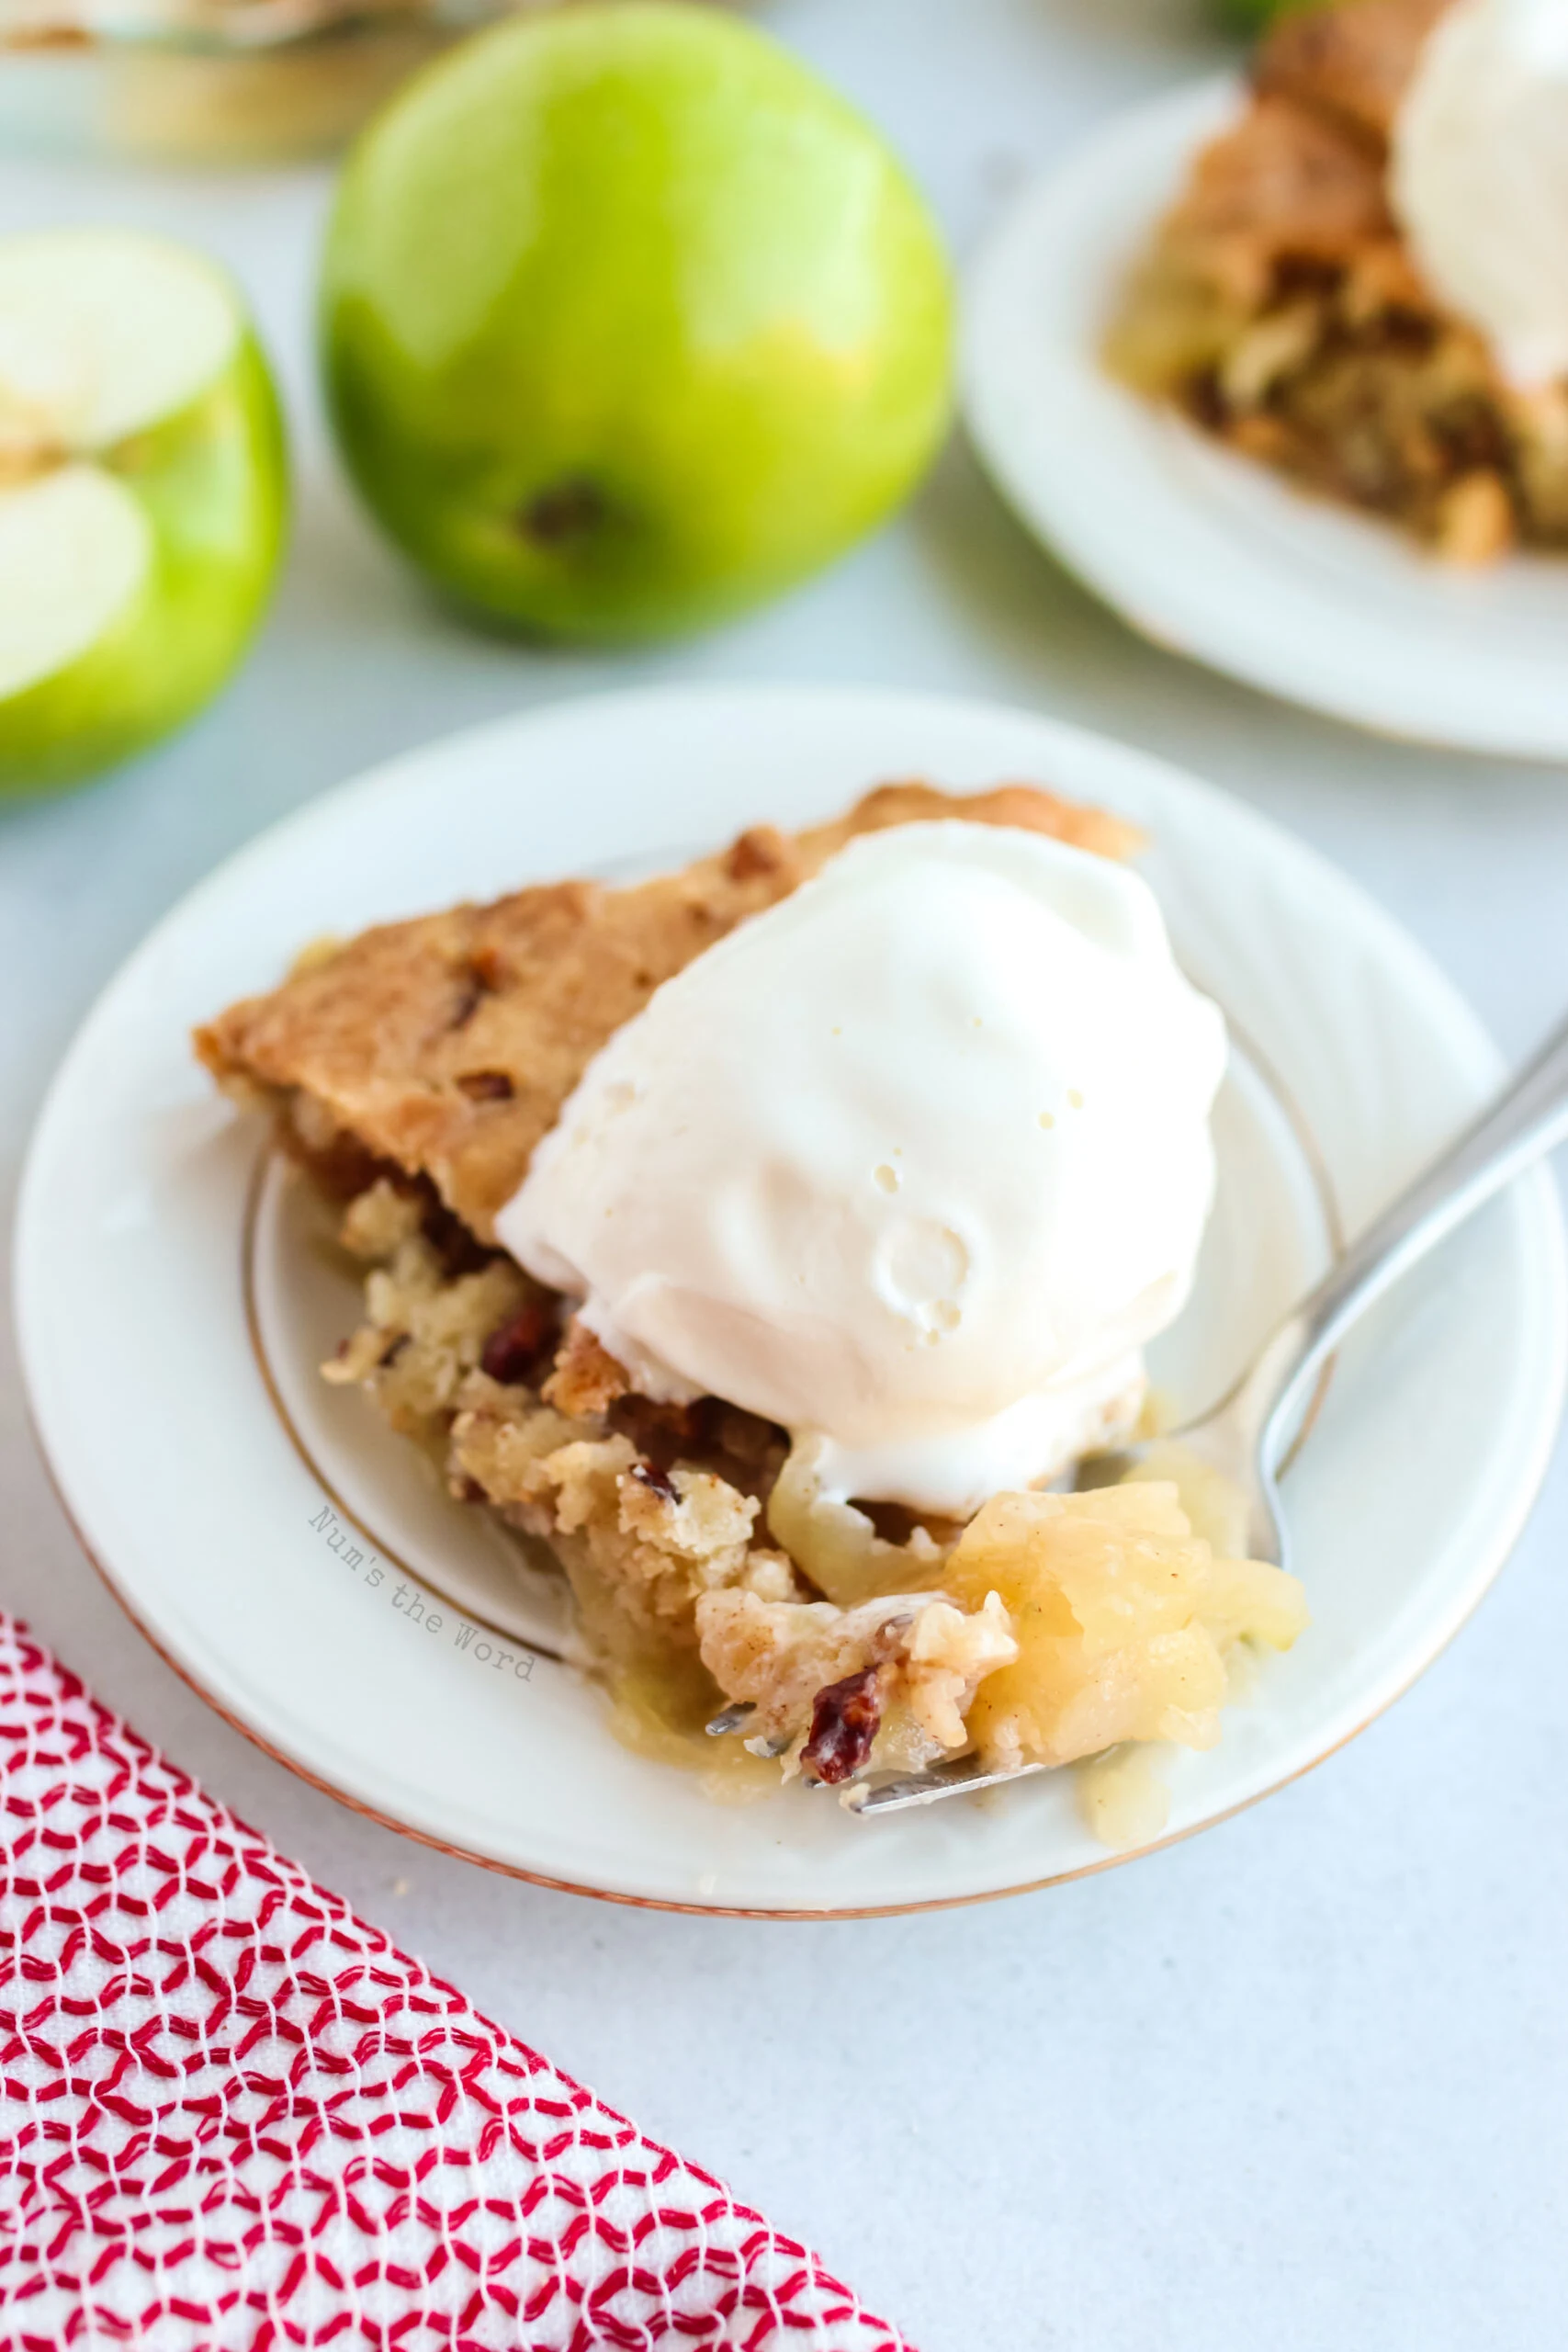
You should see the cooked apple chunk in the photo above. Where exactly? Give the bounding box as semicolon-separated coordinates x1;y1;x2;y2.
942;1482;1307;1777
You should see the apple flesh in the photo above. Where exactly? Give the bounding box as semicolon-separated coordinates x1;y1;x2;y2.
0;230;288;797
321;2;953;640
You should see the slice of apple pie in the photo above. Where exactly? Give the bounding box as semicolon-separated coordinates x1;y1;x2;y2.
1106;0;1568;561
197;779;1304;1835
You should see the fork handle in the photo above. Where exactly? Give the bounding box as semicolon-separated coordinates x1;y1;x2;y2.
1252;1007;1568;1469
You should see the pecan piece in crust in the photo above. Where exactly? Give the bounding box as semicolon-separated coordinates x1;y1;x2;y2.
455;1069;516;1102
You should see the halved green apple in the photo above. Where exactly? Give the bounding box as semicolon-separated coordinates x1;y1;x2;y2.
0;229;288;797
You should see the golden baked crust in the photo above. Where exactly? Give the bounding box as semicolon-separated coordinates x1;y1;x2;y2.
196;780;1141;1243
1253;0;1450;145
1156;93;1394;284
1106;0;1568;561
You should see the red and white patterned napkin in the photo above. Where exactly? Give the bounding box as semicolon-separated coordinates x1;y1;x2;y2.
0;1615;913;2351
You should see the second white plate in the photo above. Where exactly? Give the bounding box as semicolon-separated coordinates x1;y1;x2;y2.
964;78;1568;758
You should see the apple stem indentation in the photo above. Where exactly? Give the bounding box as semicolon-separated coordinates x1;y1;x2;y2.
519;477;605;548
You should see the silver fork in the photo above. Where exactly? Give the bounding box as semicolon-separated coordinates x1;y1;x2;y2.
832;1006;1568;1814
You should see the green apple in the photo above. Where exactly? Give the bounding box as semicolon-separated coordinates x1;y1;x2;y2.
0;229;288;798
320;2;953;640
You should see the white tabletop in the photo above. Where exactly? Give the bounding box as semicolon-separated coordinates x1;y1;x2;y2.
3;4;1565;2346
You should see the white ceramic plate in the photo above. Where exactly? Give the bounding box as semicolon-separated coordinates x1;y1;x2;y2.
16;685;1566;1915
964;79;1568;758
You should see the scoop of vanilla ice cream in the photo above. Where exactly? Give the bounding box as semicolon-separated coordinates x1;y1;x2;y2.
1393;0;1568;387
497;822;1227;1519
